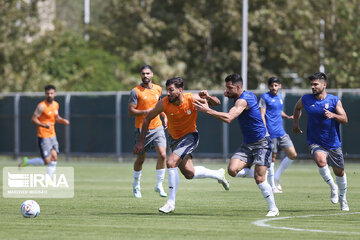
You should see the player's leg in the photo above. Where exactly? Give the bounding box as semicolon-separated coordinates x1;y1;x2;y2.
159;152;181;213
310;144;338;204
154;146;167;197
19;138;46;167
46;149;57;177
178;155;229;190
329;148;349;211
274;135;297;192
133;153;145;198
228;146;253;178
268;152;276;191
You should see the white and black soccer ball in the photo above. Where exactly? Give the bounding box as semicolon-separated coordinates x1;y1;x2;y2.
21;200;40;218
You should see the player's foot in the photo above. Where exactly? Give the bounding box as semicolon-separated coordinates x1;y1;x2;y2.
272;187;282;194
330;185;339;204
159;202;175;214
266;208;279;217
18;157;28;168
217;168;230;191
340;198;349;211
274;178;282;191
133;186;142;198
154;186;167;197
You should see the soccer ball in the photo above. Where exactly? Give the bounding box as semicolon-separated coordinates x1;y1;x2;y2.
21;200;40;218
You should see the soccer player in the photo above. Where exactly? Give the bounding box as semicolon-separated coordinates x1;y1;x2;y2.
194;73;279;217
293;72;349;211
129;65;168;198
133;77;229;213
18;85;70;177
259;77;297;193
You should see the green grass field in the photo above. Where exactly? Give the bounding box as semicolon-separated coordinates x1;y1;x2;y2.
1;160;360;240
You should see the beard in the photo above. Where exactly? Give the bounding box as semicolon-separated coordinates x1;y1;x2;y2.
142;78;150;84
168;95;179;103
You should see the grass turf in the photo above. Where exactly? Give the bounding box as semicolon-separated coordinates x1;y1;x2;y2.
0;160;359;240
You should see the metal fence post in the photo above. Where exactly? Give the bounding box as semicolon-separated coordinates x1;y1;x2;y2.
65;94;71;162
14;93;20;161
116;92;123;162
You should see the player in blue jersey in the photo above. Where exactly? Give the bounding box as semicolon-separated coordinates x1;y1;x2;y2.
194;73;279;217
259;77;297;193
293;72;349;211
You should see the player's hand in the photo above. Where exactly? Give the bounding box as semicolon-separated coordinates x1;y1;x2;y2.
323;108;334;119
133;142;144;154
292;124;302;134
287;115;294;120
63;119;70;125
43;123;51;129
198;90;210;99
163;117;168;130
193;99;210;113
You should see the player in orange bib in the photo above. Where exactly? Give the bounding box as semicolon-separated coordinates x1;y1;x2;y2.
18;85;70;176
133;77;229;213
128;65;168;198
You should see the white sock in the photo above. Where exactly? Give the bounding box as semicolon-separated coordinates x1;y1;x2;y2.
133;170;142;188
268;162;275;188
318;165;337;190
193;166;222;180
167;167;179;206
235;168;254;178
156;169;166;188
274;157;294;180
46;161;57;177
27;157;44;166
257;181;277;211
336;173;347;200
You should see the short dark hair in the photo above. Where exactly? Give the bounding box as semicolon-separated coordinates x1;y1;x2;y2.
268;76;281;85
309;72;327;82
225;73;243;86
166;77;184;89
44;85;56;91
140;65;153;72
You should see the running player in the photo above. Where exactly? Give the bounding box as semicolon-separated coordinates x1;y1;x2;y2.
18;85;70;176
293;72;349;211
259;77;297;193
194;73;279;217
128;65;167;198
133;77;229;213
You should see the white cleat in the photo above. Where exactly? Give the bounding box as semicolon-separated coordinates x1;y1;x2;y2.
272;187;282;194
133;186;142;198
159;202;175;214
340;199;349;211
266;208;279;217
218;168;230;191
330;185;339;204
154;186;168;197
274;178;282;191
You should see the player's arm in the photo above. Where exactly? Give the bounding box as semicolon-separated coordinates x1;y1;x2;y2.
56;115;70;125
31;104;51;129
292;97;303;134
160;112;168;129
194;98;247;123
281;111;294;120
133;101;164;154
196;90;220;106
323;100;348;124
258;98;267;127
128;103;151;116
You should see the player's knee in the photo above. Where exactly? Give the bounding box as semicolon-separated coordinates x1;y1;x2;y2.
255;176;265;184
227;166;237;177
289;152;297;160
184;172;194;179
166;159;176;168
44;158;51;165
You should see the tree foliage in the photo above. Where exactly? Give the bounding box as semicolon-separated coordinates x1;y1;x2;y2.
0;0;359;92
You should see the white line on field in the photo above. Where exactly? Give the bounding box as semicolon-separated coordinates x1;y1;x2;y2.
252;212;360;234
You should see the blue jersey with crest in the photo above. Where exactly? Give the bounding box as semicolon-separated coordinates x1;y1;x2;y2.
236;91;267;144
259;92;286;138
302;93;341;149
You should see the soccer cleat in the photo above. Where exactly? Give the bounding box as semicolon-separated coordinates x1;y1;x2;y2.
159;202;175;214
154;186;167;197
274;178;282;191
330;185;339;204
266;208;279;217
272;187;282;194
18;157;28;168
340;199;349;211
218;168;230;191
133;186;142;198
